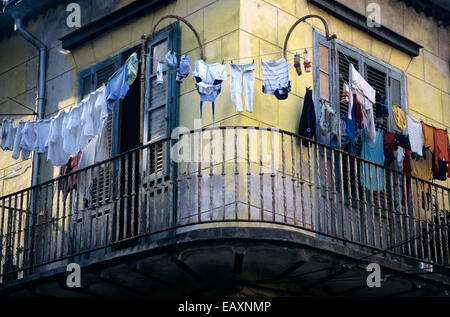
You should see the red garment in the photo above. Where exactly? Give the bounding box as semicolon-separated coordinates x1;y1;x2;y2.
59;152;82;200
434;128;449;173
353;94;363;130
383;131;397;166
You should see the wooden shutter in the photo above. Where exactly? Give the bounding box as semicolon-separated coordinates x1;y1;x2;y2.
144;23;179;180
338;51;360;198
366;64;388;132
78;58;120;207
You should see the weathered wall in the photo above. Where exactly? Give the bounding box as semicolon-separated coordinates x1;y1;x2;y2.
0;0;448;195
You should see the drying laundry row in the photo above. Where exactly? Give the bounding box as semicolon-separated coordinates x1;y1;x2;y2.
0;51;139;166
156;50;312;120
0;85;109;166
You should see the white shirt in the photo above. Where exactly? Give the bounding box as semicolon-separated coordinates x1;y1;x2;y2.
92;84;109;137
47;109;70;166
79;84;108;147
407;114;424;157
12;121;31;160
62;105;82;156
35;119;52;153
1;119;17;151
20;121;37;152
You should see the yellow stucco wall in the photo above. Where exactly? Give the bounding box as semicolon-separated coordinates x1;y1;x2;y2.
0;0;448;196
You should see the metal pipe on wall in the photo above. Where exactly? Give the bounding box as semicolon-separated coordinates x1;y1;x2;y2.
13;17;47;187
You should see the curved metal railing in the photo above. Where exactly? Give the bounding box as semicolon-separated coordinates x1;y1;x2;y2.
0;126;448;282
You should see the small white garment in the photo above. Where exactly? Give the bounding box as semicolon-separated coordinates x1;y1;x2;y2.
92;85;109;138
349;64;376;143
156;62;164;85
80;92;96;141
349;64;375;120
361;102;376;144
35;119;52;153
1;119;17;151
20;121;37;152
79;84;108;149
230;63;255;113
62;105;82;156
393;147;405;172
406;114;424;157
47;109;70;166
12;121;31;160
318;100;336;136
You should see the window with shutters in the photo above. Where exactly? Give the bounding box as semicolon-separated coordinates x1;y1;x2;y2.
143;23;179;182
314;31;407;211
77;55;121;208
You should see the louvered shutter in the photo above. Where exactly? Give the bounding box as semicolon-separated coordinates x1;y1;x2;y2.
79;58;120;207
144;24;179;179
337;51;360;198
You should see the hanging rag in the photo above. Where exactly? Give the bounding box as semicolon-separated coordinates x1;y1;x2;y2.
341;83;350;103
392;105;406;131
59;152;82;201
434;128;449;174
349;64;376;142
293;53;302;76
106;63;130;111
0;119;17;151
422;122;435;153
394;133;411;150
383;131;397;166
298;88;316;141
165;50;178;68
303;49;311;72
176;55;191;83
318;99;335;136
406;114;424;158
156;61;164;85
126;52;139;86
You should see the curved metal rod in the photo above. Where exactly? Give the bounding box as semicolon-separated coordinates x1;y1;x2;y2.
283;14;337;59
149;14;204;60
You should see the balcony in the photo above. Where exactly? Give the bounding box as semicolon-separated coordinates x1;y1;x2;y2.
0;126;449;296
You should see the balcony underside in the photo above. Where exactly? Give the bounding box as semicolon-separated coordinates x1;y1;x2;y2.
1;225;449;297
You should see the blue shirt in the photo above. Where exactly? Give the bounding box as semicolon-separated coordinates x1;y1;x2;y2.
360;129;385;191
106;63;130;111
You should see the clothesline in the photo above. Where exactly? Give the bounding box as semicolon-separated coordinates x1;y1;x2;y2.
144;46;314;65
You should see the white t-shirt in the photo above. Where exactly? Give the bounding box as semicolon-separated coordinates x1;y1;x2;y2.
12;121;31;160
92;84;109;137
1;119;17;151
47;110;70;166
62;105;82;156
20;121;37;152
35;119;52;153
407;114;424;157
79;84;109;145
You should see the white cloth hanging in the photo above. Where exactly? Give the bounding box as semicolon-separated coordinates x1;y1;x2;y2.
406;114;424;157
349;64;376;143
